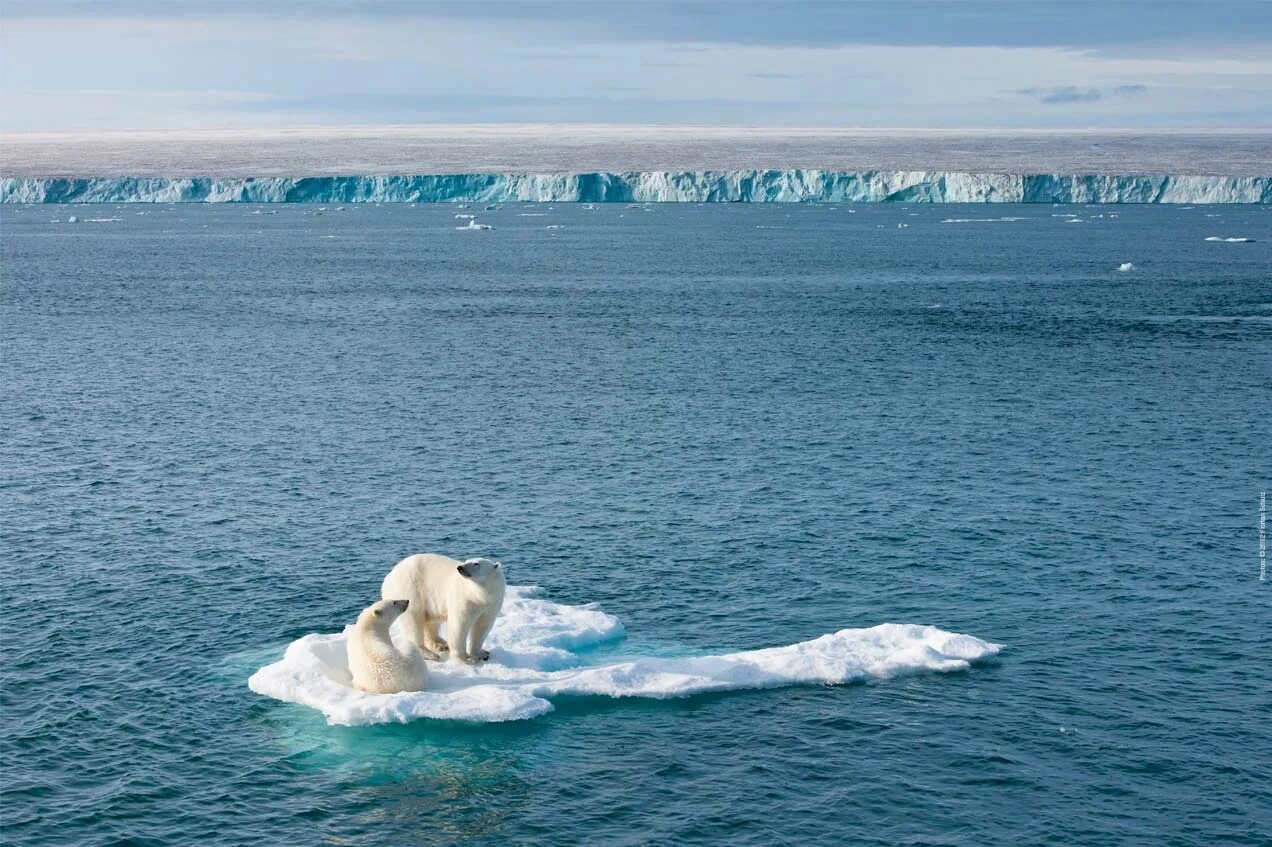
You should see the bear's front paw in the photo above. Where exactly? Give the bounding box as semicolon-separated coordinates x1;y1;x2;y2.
476;649;490;662
434;638;449;652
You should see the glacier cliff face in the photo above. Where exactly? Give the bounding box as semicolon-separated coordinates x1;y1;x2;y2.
2;171;1269;203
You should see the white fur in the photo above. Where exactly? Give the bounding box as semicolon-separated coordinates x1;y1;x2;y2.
346;599;428;694
381;553;507;664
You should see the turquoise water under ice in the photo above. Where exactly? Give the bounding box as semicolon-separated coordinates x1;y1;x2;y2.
2;202;1269;845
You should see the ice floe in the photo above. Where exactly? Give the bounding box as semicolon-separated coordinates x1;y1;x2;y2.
247;586;1001;725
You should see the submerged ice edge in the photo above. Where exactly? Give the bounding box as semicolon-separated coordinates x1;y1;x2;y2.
246;587;1003;726
3;171;1270;203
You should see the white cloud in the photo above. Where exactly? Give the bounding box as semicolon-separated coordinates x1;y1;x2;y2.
2;15;1270;129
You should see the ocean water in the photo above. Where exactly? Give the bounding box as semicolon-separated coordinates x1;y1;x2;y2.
1;202;1269;846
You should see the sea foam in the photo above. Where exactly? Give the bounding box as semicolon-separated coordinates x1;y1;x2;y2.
247;586;1001;725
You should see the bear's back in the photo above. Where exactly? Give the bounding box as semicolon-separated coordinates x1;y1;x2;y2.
381;553;462;617
348;622;427;694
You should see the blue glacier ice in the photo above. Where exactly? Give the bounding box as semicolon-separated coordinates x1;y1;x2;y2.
2;171;1269;203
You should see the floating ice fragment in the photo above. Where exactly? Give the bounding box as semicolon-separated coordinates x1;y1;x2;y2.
457;219;493;231
1118;262;1135;272
1204;236;1254;242
940;217;1027;223
247;586;1001;725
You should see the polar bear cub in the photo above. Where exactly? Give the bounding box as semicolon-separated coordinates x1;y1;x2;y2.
347;599;428;694
381;553;506;664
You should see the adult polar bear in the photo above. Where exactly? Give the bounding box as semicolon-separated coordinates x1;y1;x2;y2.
381;554;506;663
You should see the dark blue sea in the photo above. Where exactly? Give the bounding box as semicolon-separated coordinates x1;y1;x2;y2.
2;202;1269;846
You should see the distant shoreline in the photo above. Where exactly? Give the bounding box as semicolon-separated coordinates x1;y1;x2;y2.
3;126;1269;179
4;171;1269;204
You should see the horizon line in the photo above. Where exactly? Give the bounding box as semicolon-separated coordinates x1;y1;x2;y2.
5;124;1272;140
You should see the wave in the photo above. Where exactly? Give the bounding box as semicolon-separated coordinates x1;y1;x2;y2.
246;586;1002;725
4;171;1268;204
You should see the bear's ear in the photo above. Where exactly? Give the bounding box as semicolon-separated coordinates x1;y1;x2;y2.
373;608;382;617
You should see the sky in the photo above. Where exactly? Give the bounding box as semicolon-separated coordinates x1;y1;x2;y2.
3;0;1272;131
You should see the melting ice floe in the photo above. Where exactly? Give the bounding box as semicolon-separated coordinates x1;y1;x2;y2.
1118;262;1136;272
247;587;1001;725
1204;236;1255;242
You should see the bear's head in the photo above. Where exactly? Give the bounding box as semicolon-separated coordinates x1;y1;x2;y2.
456;557;504;584
359;598;409;629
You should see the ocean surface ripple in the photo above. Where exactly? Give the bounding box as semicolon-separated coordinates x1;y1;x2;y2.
1;202;1269;846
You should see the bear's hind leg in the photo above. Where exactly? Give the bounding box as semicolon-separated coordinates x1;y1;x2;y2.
420;618;449;657
401;612;443;661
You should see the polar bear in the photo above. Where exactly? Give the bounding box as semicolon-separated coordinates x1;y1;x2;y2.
346;599;428;694
381;553;506;664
